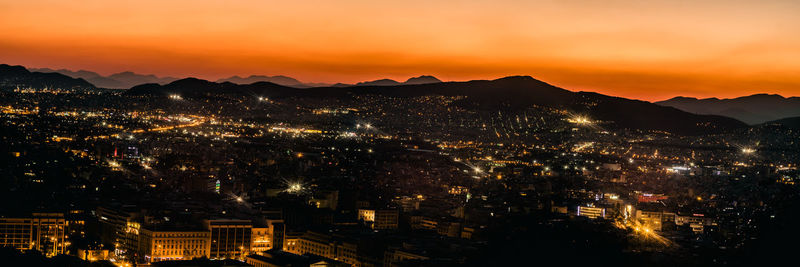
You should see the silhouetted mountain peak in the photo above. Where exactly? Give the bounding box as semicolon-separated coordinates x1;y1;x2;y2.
110;71;158;80
355;79;401;86
747;93;785;100
494;75;535;81
216;75;302;86
663;96;698;101
1;64;95;90
0;64;31;75
404;75;442;85
167;77;217;87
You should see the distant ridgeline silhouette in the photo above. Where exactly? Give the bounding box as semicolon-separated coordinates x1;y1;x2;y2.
32;66;444;89
31;67;178;89
0;64;95;90
657;94;800;125
0;63;748;135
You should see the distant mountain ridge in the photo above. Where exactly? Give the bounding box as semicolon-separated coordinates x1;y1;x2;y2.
126;75;746;135
34;66;444;89
218;74;443;87
404;75;442;85
355;75;442;86
656;94;800;125
0;63;757;135
1;64;95;90
31;68;178;89
216;75;303;87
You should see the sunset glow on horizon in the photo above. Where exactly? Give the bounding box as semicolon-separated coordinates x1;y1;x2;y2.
1;0;799;101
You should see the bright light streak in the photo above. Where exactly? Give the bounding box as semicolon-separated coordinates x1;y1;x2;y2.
572;142;594;152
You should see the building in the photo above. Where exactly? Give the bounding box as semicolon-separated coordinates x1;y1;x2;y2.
282;231;361;266
78;246;112;261
247;250;349;267
252;219;285;254
409;215;438;230
393;196;421;212
252;227;271;253
295;231;335;259
636;193;668;203
437;222;461;238
138;226;211;263
385;249;429;267
635;210;664;231
0;213;69;256
460;226;475;239
96;206;140;260
357;209;398;230
577;206;606;219
675;213;717;233
309;191;339;210
205;219;253;259
334;241;358;266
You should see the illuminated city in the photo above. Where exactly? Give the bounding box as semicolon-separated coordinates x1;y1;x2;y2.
2;1;800;267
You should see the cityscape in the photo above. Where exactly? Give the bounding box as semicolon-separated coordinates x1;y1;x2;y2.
2;1;800;266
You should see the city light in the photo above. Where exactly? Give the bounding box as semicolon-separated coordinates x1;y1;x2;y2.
283;179;307;195
287;183;303;193
567;115;592;125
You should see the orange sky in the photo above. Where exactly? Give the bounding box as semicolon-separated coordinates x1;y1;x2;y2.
1;0;798;101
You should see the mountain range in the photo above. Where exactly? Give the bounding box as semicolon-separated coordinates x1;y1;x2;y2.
32;67;443;89
31;68;179;89
1;64;95;90
354;75;443;86
656;94;800;125
14;63;800;135
125;75;746;135
215;75;304;87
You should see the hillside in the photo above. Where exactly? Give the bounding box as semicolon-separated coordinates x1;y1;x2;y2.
126;76;747;135
0;64;95;90
656;94;800;125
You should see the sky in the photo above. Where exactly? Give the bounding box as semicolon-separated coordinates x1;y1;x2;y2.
1;0;798;101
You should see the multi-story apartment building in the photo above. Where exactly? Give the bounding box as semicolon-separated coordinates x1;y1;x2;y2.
204;219;252;259
0;213;69;256
137;227;211;263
